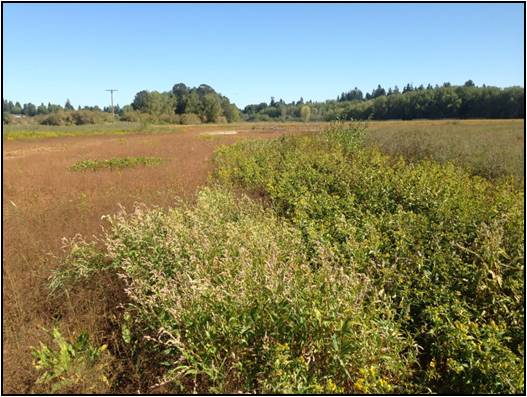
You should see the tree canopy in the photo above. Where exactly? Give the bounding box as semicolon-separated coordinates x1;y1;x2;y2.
3;81;523;124
242;82;524;121
129;83;240;123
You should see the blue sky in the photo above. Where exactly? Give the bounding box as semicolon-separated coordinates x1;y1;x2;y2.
3;3;524;108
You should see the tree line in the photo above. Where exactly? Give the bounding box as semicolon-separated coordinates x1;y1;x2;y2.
244;81;524;121
3;80;524;125
2;98;121;125
2;99;118;116
3;83;242;125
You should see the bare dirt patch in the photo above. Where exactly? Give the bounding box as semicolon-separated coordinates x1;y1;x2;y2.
199;130;238;136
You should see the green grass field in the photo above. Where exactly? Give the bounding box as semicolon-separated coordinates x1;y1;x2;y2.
3;121;156;140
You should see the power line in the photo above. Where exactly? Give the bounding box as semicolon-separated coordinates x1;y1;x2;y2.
105;89;118;117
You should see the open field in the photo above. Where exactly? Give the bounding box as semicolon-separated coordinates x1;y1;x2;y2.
2;121;324;140
366;119;524;182
2;119;524;393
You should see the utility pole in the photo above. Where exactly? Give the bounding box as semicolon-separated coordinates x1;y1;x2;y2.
105;89;118;117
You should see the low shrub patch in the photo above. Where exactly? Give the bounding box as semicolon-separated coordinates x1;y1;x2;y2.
31;328;113;394
40;110;114;126
70;157;163;172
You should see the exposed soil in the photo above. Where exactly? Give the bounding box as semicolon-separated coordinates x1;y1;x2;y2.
199;130;238;136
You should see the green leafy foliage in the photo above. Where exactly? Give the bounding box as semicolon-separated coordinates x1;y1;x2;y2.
243;84;524;121
32;328;112;393
213;122;525;393
180;113;202;125
70;156;162;172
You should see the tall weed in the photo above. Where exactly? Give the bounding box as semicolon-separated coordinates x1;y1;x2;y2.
50;189;418;393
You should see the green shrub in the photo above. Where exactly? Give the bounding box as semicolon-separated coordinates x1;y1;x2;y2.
70;110;113;125
158;113;181;124
180;113;202;125
32;328;113;393
40;111;73;126
213;123;525;393
48;122;524;393
120;111;183;124
120;110;143;122
254;113;271;122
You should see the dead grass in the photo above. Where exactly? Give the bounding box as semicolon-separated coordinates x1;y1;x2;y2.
2;119;523;393
2;127;290;393
365;119;524;183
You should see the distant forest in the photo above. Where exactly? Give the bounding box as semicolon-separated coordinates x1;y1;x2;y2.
243;81;524;121
3;80;524;125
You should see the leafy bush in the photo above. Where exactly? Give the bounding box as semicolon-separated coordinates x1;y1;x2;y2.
40;110;113;126
180;113;202;125
213;123;525;393
32;328;113;393
119;110;144;122
40;111;73;126
51;188;418;393
158;113;181;124
253;113;272;122
48;122;524;393
70;110;113;125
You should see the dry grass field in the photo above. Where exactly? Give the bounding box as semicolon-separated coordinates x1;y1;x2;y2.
2;119;524;393
3;126;290;393
366;119;524;182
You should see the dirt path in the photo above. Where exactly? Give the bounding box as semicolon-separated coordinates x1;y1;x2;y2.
2;128;289;393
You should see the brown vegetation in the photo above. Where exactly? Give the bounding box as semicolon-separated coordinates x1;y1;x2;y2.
2;127;288;393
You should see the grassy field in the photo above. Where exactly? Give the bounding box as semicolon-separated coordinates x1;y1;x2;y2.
2;119;524;393
366;119;524;183
4;119;523;182
2;121;324;140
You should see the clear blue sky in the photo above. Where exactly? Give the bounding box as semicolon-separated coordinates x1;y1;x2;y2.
3;3;524;108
